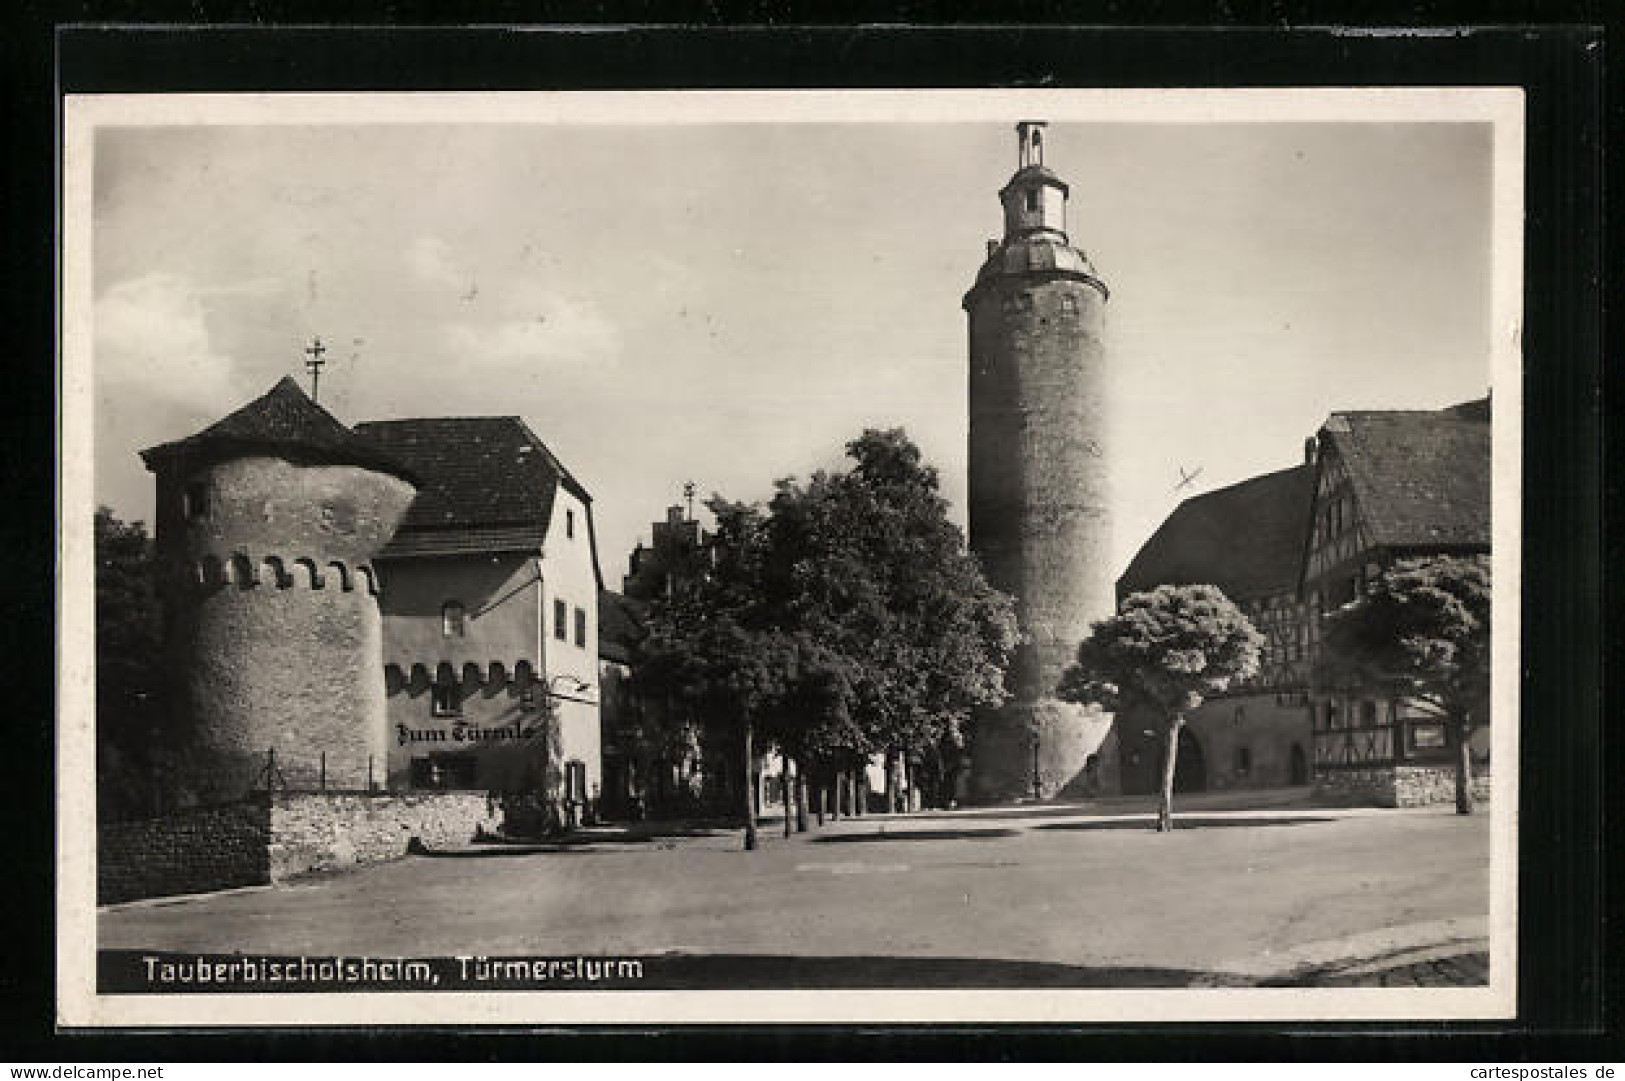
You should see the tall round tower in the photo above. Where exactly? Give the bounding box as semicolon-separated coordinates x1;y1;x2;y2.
141;377;418;804
965;122;1114;802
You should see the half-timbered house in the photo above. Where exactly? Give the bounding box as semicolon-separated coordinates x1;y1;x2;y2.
1300;397;1491;801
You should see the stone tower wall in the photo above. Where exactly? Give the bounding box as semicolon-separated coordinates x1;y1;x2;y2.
154;455;416;803
967;274;1113;802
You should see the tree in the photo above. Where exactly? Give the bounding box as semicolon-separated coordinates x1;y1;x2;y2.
1316;555;1491;815
636;498;791;850
1059;585;1262;831
94;506;165;820
765;429;1018;812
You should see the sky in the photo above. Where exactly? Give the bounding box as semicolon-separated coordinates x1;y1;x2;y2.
88;116;1494;581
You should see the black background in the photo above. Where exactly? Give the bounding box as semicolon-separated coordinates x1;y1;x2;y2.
1;5;1612;1063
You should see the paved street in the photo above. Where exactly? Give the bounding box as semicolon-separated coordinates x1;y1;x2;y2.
99;792;1492;988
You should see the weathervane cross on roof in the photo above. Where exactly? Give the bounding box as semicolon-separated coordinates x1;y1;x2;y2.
304;336;327;403
683;480;696;520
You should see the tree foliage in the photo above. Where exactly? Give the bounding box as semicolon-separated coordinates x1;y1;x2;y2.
1059;584;1261;831
1315;555;1491;815
94;506;165;820
635;429;1020;838
1059;584;1263;717
1315;555;1491;726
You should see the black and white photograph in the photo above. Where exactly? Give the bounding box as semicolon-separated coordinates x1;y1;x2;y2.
57;89;1522;1027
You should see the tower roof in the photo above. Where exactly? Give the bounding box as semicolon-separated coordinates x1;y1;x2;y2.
998;163;1070;198
140;376;417;482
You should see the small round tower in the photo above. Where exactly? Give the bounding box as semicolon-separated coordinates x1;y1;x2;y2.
965;122;1114;802
141;377;418;803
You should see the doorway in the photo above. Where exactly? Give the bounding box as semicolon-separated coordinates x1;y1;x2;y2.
1290;743;1310;786
1172;727;1206;793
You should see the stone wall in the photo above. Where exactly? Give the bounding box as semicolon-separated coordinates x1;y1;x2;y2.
267;791;501;880
98;801;271;905
99;791;502;904
1315;764;1491;808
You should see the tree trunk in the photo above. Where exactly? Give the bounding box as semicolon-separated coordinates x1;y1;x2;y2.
1454;716;1475;816
782;753;794;838
815;776;826;826
884;748;900;814
1157;714;1183;833
741;721;758;851
830;771;841;821
794;766;809;832
854;770;866;816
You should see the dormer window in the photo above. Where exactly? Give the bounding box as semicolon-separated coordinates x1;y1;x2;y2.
183;482;208;520
1025;189;1039;213
442;601;466;638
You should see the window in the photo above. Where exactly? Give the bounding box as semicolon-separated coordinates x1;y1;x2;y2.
441;601;466;638
566;509;575;539
1024;189;1039;213
411;754;477;790
574;606;587;648
564;760;588;802
431;681;462;718
1235;747;1252;775
554;598;568;640
1359;700;1379;729
183;482;208;520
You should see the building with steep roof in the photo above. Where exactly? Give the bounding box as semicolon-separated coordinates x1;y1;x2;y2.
351;416;604;816
1110;394;1492;806
1114;459;1318;796
1303;397;1492;803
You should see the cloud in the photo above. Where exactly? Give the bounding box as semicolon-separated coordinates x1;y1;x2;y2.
407;235;463;289
441;275;620;368
94;272;248;414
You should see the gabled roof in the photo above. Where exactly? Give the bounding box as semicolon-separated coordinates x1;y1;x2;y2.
351;416;594;564
598;588;646;666
1117;463;1315;604
1320;398;1490;550
140;376;416;482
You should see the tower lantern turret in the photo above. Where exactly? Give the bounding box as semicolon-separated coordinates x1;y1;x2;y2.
1000;120;1069;242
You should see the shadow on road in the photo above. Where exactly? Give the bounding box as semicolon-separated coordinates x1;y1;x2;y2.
1036;815;1333;832
635;953;1244;989
812;828;1021;843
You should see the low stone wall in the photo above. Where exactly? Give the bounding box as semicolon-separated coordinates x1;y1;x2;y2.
99;791;503;904
1315;764;1491;808
267;791;501;880
98;801;271;905
1392;765;1493;807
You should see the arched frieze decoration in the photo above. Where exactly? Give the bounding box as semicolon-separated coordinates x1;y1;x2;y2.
383;663;407;695
262;555;293;588
356;564;379;596
294;557;324;589
408;663;431;693
461;661;485;691
326;561;353;592
228;553;258;589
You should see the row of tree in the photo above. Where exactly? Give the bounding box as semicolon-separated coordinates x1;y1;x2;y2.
634;429;1020;849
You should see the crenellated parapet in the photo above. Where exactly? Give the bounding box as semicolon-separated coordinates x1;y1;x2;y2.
174;553;381;595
